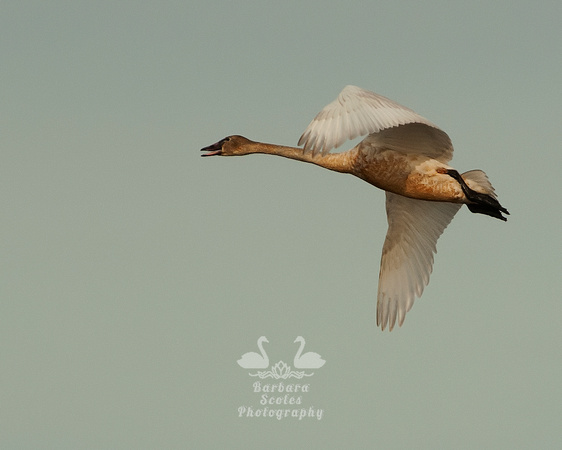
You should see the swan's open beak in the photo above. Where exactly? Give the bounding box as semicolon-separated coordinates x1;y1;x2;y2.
200;139;224;157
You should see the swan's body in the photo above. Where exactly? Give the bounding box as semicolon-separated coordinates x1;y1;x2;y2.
202;86;509;331
293;336;326;369
237;336;269;369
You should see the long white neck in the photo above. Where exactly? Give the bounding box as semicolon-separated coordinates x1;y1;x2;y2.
257;339;268;359
294;339;305;360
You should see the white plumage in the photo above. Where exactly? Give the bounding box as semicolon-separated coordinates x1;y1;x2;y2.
298;85;438;155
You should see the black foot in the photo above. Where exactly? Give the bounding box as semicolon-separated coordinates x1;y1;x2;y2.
445;170;510;221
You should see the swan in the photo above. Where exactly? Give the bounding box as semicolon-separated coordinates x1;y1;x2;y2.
202;85;509;331
237;336;269;369
293;336;326;369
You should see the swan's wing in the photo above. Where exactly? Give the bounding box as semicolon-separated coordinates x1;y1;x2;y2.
377;193;461;331
298;85;452;161
361;122;454;163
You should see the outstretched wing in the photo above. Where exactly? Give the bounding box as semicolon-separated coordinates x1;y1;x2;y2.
377;193;461;331
298;85;453;162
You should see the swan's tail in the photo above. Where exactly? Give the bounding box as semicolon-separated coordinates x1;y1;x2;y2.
460;170;509;221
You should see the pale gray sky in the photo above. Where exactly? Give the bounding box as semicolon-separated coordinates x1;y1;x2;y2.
2;1;561;448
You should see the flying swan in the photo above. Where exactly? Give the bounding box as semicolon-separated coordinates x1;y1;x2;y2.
202;85;509;331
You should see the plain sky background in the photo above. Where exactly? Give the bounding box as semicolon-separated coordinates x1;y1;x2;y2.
2;1;561;448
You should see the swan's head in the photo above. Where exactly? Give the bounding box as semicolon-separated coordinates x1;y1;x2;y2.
259;336;269;344
200;135;253;157
294;336;304;344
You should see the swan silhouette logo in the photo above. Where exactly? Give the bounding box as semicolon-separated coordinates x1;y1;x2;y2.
237;336;325;379
293;336;326;369
237;336;325;420
237;336;270;369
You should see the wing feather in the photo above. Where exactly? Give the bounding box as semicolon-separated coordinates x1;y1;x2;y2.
298;85;454;162
377;193;461;331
